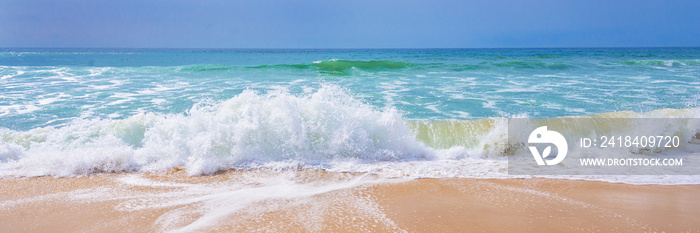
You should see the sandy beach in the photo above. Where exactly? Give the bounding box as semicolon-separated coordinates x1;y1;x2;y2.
2;171;699;232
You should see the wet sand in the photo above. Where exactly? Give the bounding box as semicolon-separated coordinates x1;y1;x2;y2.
1;171;699;232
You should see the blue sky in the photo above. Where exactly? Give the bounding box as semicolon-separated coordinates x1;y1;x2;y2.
1;0;698;48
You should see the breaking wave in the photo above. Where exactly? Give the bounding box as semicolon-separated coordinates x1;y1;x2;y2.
1;84;699;178
0;85;432;177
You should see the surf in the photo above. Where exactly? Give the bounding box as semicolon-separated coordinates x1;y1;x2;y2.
0;85;433;177
1;83;699;178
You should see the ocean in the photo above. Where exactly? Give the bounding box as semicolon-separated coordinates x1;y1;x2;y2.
1;48;700;183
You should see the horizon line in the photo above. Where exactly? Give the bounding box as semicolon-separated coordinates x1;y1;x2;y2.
2;46;700;50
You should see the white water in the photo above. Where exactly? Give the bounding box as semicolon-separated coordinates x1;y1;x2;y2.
1;85;699;184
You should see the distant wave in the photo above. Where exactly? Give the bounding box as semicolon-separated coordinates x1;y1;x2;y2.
177;60;413;75
177;59;579;74
176;59;700;73
310;59;412;69
620;59;700;67
253;60;413;75
193;59;700;73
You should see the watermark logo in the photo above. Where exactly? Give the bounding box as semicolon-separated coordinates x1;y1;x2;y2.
509;118;698;175
528;126;568;165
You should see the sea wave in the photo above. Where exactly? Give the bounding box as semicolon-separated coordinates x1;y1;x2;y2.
178;59;575;74
254;59;413;75
1;84;699;178
411;109;700;157
177;60;413;75
0;85;432;177
620;59;700;67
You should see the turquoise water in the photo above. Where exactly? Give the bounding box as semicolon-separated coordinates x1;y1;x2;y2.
2;48;699;130
1;48;700;179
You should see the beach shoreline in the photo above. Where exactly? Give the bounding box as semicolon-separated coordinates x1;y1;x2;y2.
2;171;699;232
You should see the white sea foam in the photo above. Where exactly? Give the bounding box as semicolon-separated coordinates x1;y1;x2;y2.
0;104;41;116
0;85;433;177
0;84;699;185
0;170;394;232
